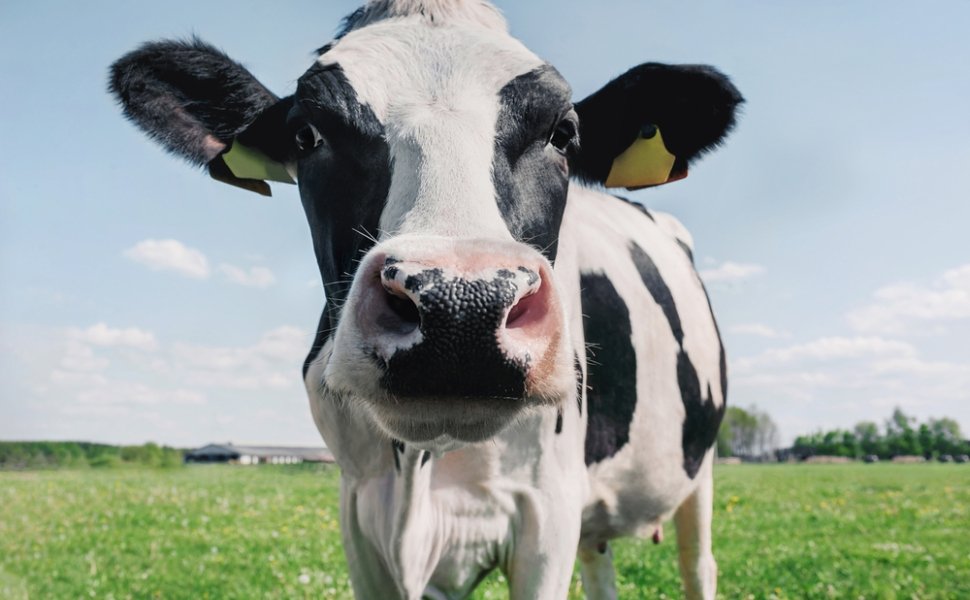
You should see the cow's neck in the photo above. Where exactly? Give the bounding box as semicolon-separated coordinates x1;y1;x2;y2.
385;444;440;596
346;407;581;597
351;437;504;596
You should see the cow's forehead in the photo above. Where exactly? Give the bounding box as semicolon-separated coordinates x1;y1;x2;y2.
306;16;560;240
316;17;547;124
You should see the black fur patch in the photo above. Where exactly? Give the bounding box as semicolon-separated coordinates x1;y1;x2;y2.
678;359;725;479
629;243;683;345
699;281;728;407
555;408;563;434
581;273;638;465
676;239;694;263
303;310;331;379
629;242;725;478
335;5;372;38
392;439;404;472
295;63;390;373
612;195;654;221
493;66;574;261
383;270;528;399
571;63;743;185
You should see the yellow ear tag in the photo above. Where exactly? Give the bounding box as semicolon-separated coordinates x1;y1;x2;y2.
221;141;295;184
604;124;676;189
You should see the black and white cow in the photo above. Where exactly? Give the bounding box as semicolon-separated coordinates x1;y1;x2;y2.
110;1;742;598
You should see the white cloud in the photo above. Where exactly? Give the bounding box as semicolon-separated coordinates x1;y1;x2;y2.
699;261;765;284
727;323;786;338
220;263;276;288
943;264;970;289
731;371;839;388
75;383;206;408
171;326;309;390
255;326;309;361
2;324;321;446
59;340;110;372
728;331;970;444
868;356;970;377
124;239;210;279
70;322;157;351
847;263;970;335
49;369;108;387
32;325;307;407
734;336;915;372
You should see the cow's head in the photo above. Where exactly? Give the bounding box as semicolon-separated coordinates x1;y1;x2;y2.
110;1;742;447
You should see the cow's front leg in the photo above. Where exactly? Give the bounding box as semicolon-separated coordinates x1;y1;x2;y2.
673;452;717;600
505;483;583;599
578;541;618;600
339;478;403;599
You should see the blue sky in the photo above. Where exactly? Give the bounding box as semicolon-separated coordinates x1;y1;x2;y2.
2;1;968;447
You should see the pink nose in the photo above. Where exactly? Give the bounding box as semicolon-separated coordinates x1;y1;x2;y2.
354;253;562;399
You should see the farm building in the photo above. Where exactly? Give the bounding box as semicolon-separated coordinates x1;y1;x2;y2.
184;443;334;465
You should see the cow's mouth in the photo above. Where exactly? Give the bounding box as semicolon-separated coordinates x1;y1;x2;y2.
370;394;527;444
378;347;529;400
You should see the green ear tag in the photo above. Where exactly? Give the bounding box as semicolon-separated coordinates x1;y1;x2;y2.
221;141;295;184
604;124;676;189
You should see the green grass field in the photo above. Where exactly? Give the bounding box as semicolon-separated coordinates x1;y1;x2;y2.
1;464;967;599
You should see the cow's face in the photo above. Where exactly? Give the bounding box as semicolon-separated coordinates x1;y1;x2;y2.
295;15;578;444
109;1;742;447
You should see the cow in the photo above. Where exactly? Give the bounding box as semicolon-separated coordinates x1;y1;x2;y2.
109;1;742;598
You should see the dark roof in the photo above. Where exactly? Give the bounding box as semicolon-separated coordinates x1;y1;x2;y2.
185;443;333;461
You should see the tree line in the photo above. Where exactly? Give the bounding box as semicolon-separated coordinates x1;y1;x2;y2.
0;441;183;470
790;408;969;460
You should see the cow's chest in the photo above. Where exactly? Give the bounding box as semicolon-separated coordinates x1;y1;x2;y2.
354;446;545;597
425;486;517;595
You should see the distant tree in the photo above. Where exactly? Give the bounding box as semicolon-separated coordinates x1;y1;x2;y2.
854;421;882;455
928;418;966;456
886;408;916;436
718;405;779;459
717;418;734;457
918;424;936;459
754;410;780;457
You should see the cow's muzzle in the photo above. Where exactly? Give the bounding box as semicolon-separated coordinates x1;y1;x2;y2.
376;258;544;398
331;238;571;443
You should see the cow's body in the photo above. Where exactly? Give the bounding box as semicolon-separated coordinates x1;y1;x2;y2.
110;2;740;597
304;185;723;598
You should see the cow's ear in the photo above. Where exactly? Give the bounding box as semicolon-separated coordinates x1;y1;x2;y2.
571;63;743;190
109;38;295;196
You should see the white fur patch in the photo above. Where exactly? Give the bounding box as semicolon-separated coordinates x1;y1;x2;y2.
320;18;543;240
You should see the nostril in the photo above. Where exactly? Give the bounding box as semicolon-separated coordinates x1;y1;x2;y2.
506;291;535;328
380;287;421;334
504;269;552;333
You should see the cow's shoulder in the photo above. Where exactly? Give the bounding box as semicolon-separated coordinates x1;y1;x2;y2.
562;185;695;266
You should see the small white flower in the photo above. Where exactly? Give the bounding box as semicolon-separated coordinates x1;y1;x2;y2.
298;573;311;585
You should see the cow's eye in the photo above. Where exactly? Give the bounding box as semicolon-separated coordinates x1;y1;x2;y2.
548;119;577;153
294;123;323;154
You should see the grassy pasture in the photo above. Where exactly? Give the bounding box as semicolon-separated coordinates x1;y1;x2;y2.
1;464;967;599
